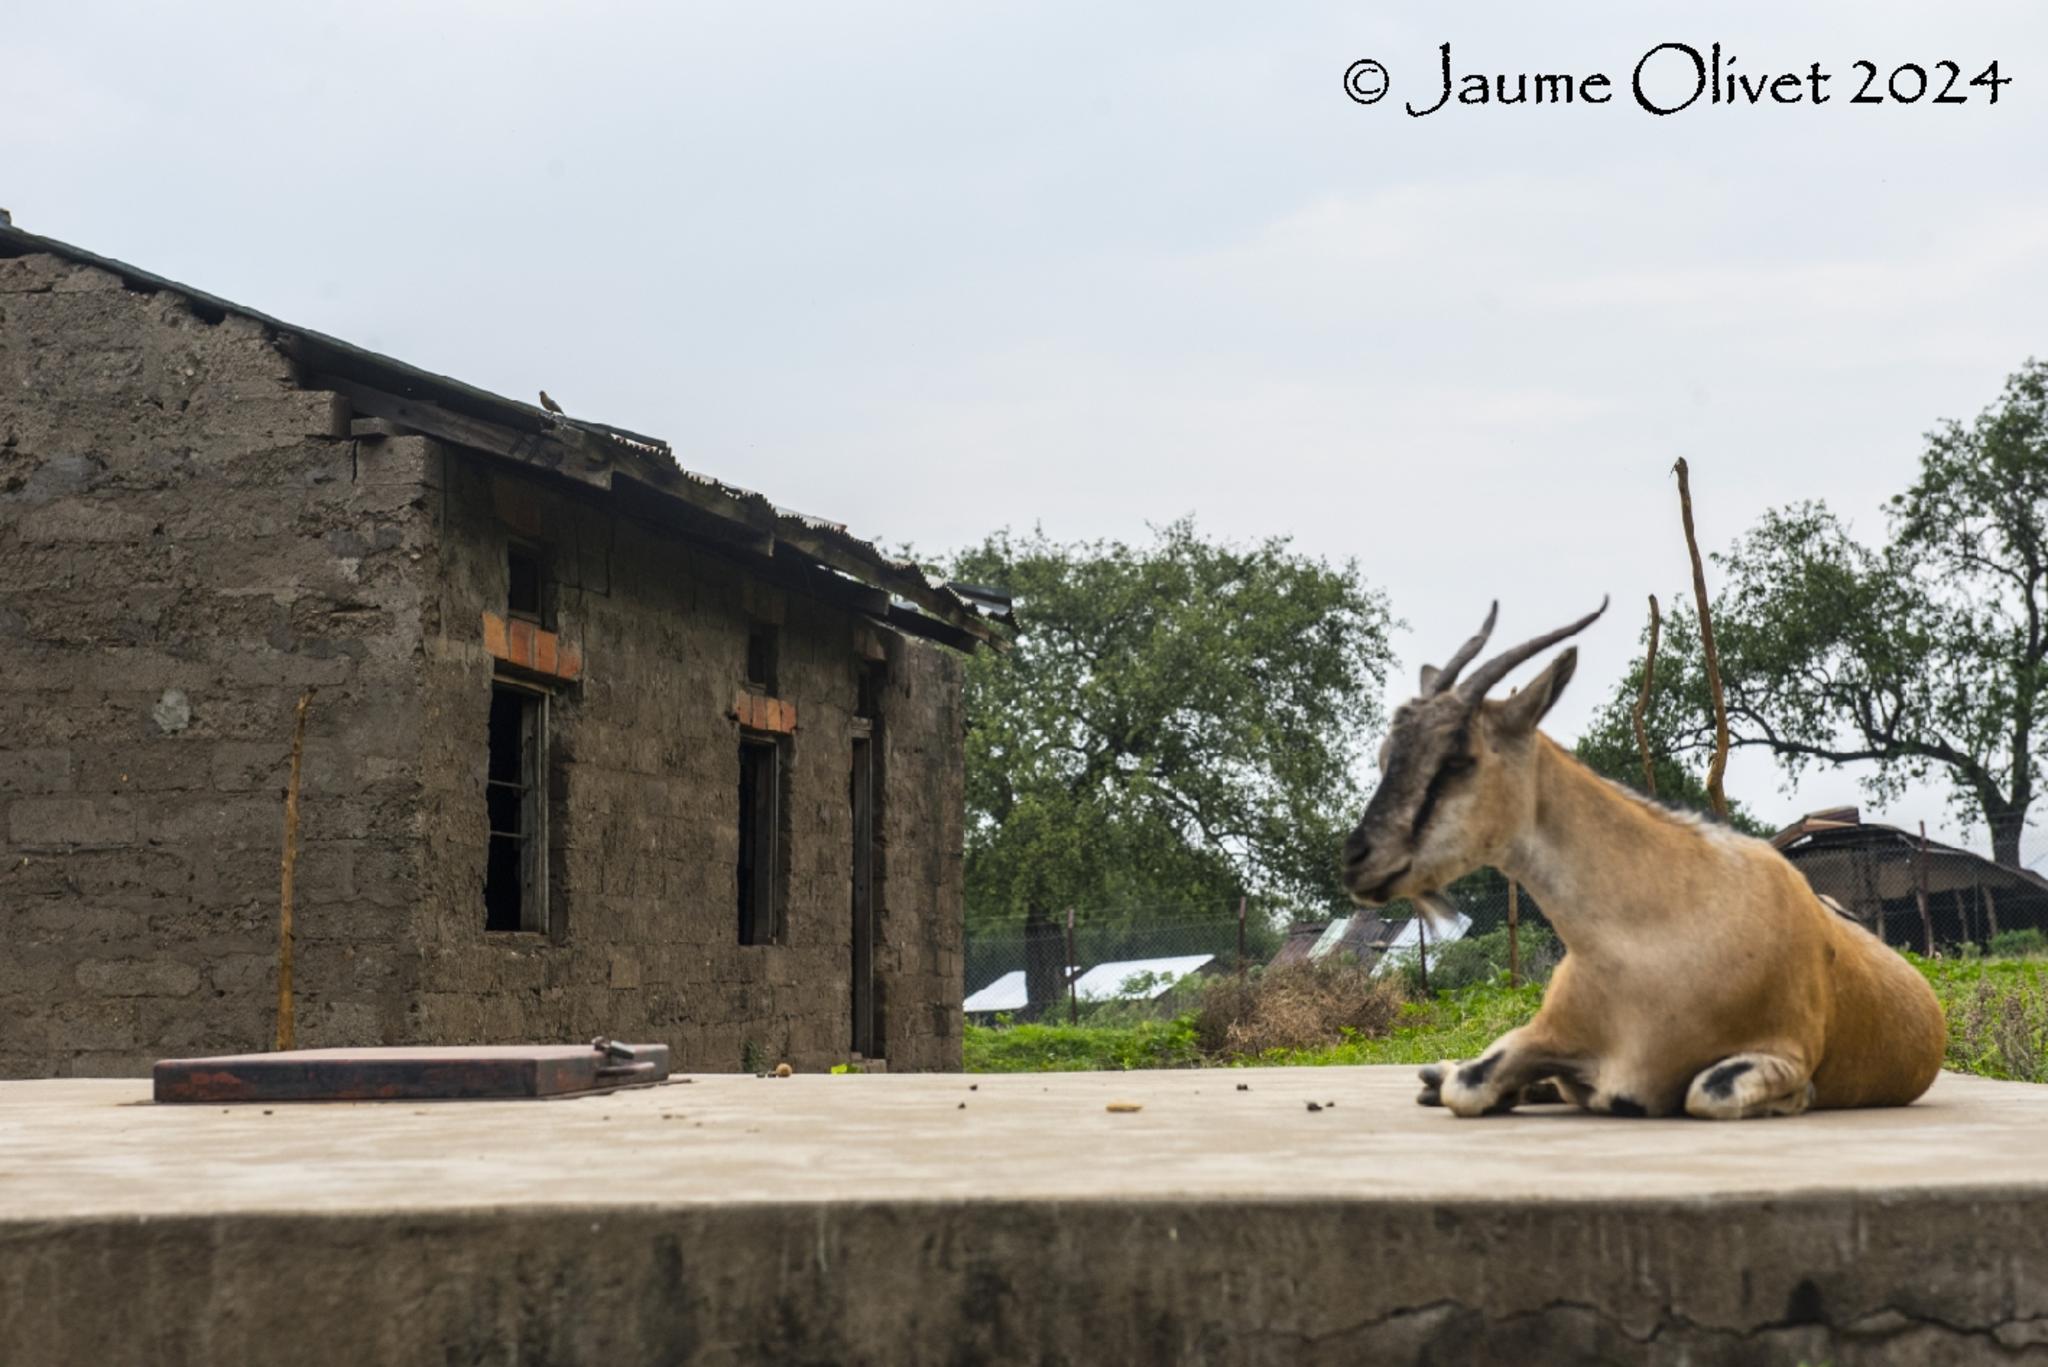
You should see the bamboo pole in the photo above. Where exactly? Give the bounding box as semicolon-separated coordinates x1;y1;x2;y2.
1506;879;1521;988
1632;594;1662;796
276;689;314;1051
1672;458;1730;818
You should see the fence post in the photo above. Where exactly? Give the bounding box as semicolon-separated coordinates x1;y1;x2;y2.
1916;823;1935;957
1416;910;1430;995
1236;895;1247;977
1507;879;1520;988
1065;906;1077;1027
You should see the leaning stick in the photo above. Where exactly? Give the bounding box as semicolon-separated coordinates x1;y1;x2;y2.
1672;459;1729;818
1632;594;1661;796
276;689;314;1051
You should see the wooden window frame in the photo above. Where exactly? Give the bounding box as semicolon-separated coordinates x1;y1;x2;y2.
486;681;550;934
738;732;790;946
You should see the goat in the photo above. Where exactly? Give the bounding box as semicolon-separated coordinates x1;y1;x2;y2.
1340;601;1946;1119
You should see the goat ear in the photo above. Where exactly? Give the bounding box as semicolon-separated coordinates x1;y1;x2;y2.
1419;663;1441;694
1495;648;1577;734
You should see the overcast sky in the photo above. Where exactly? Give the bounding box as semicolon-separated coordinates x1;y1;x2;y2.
8;2;2046;852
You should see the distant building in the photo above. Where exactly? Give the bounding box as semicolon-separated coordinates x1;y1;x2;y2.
963;954;1216;1018
1773;807;2048;950
0;222;1007;1078
1269;908;1471;975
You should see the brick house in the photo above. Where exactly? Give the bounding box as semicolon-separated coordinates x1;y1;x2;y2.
0;218;1003;1077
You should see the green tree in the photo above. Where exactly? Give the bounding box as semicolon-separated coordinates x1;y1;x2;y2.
947;519;1395;928
1581;360;2048;866
1573;608;1777;839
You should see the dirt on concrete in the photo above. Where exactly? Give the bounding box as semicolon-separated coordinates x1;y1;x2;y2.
4;1065;2047;1364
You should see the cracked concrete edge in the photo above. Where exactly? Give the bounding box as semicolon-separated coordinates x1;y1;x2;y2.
6;1192;2048;1366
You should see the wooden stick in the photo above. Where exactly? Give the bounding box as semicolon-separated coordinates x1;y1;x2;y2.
1506;879;1521;988
1916;821;1935;957
1236;895;1247;977
277;689;313;1052
1632;594;1661;796
1065;906;1077;1027
1416;909;1430;995
1673;458;1730;817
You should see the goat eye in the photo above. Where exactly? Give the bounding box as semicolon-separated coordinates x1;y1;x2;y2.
1440;755;1476;777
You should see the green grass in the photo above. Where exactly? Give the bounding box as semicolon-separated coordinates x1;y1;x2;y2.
966;959;2048;1081
1910;953;2048;1083
1249;981;1544;1067
964;1015;1204;1072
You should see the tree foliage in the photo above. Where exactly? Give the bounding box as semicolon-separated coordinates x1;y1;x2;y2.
1574;607;1777;839
947;520;1394;926
1581;360;2048;864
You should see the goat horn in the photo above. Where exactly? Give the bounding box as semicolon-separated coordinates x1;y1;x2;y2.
1425;601;1499;694
1455;597;1610;703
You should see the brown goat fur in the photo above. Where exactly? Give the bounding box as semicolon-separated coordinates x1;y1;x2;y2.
1342;603;1946;1119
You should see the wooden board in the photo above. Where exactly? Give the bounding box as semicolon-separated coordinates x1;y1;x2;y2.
153;1043;670;1104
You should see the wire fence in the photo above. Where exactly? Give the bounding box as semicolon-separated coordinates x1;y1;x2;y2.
963;834;2048;1018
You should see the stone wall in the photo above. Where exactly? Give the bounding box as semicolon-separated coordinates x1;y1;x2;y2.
0;248;965;1076
0;253;434;1076
407;454;965;1072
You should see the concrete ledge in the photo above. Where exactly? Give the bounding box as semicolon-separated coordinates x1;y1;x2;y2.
5;1068;2048;1365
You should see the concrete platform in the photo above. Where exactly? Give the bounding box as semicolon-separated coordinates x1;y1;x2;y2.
4;1066;2047;1365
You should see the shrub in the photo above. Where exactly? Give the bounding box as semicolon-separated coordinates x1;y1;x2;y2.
1192;958;1406;1057
1924;957;2048;1083
1989;928;2048;959
1390;924;1562;996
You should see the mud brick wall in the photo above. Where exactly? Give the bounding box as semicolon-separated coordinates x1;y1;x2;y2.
0;248;966;1078
0;253;434;1077
410;455;965;1071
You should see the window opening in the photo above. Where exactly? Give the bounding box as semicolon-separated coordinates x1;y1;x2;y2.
738;735;788;945
486;684;547;932
508;544;544;623
855;659;885;722
745;624;779;693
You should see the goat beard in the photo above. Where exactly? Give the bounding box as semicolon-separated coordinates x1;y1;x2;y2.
1413;890;1461;933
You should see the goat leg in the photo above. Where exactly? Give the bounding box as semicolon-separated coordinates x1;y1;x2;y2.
1683;1050;1817;1120
1421;1025;1576;1117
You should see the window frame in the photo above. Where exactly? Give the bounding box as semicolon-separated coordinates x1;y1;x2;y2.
485;680;550;935
737;732;790;946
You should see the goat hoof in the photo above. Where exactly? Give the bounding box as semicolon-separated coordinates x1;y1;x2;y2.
1417;1063;1444;1107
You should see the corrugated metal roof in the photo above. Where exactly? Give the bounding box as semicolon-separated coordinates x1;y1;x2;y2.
1071;955;1215;1002
0;219;1008;646
962;955;1217;1013
963;970;1030;1014
1268;907;1471;972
